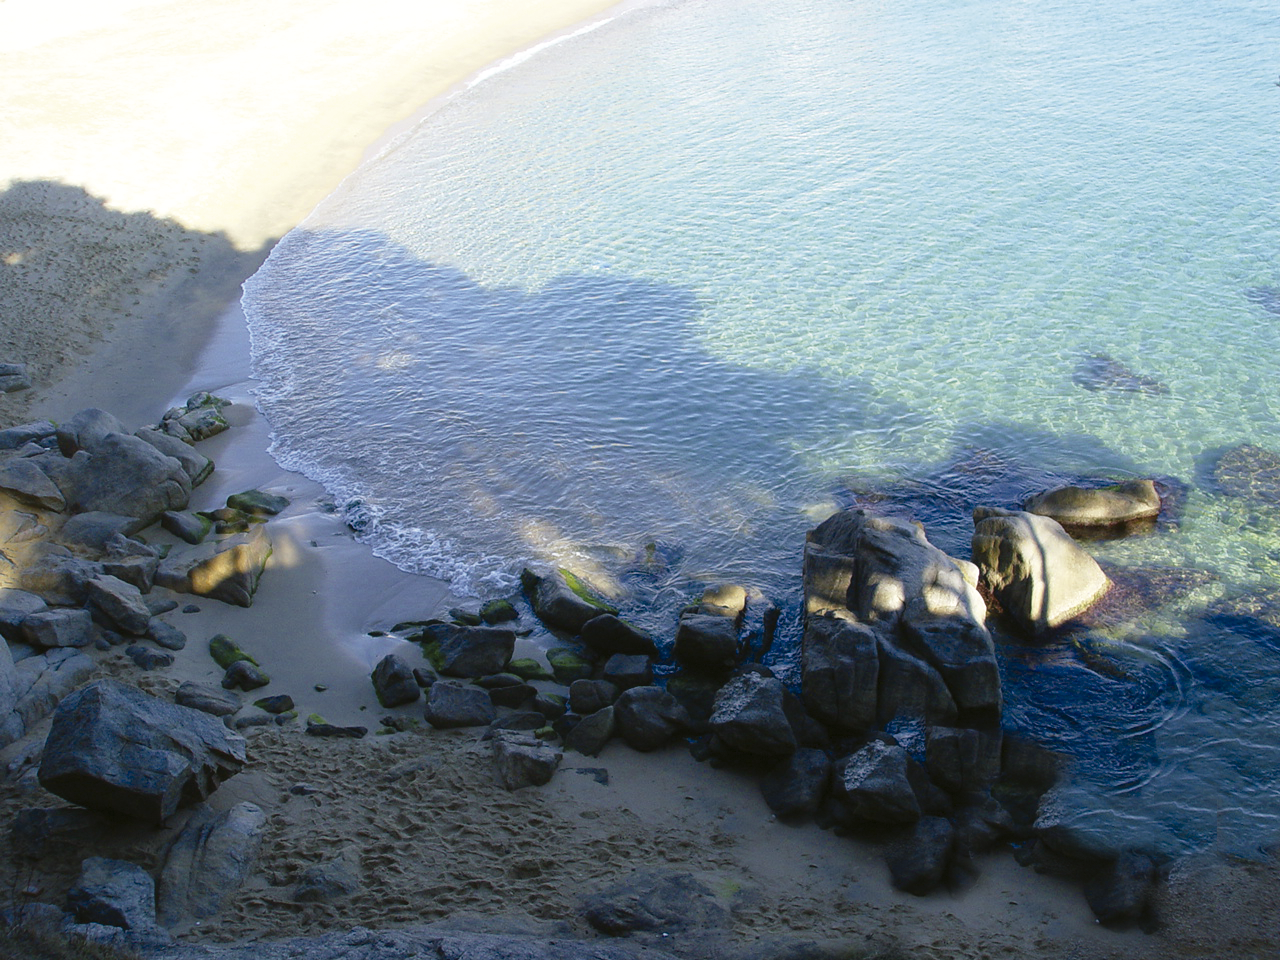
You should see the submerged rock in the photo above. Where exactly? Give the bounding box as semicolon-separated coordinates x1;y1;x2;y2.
1212;442;1280;502
1023;480;1161;529
1244;284;1280;315
1072;353;1169;396
521;567;618;634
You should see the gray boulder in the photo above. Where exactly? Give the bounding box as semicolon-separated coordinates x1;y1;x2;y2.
18;544;105;604
0;457;66;510
0;361;31;393
148;620;187;651
1023;480;1161;528
0;420;56;451
708;672;796;759
759;748;831;819
569;678;619;715
67;856;158;932
972;507;1109;634
564;706;616;757
600;653;653;691
580;613;659;658
672;614;738;673
829;740;921;825
86;574;152;636
20;608;96;648
492;732;563;790
157;802;266;927
371;653;421;707
175;682;242;718
583;870;732;936
1083;852;1156;926
0;637;22;746
424;681;496;729
800;613;878;734
520;567;618;633
925;726;1002;798
875;633;958;726
46;432;192;524
161;511;212;545
156;525;271;607
886;817;955;895
899;612;1001;716
419;623;515;678
613;685;690;752
0;587;47;641
56;513;141;553
222;660;270;692
8;647;96;736
134;428;214;487
38;678;247;824
56;409;129;457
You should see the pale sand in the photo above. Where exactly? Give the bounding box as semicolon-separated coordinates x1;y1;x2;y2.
0;1;1276;957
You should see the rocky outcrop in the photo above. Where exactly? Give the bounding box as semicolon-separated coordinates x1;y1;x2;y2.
156;525;272;607
520;567;618;633
800;613;878;734
1023;480;1161;528
971;507;1109;634
38;678;247;824
158;802;266;928
415;623;514;678
42;432;192;526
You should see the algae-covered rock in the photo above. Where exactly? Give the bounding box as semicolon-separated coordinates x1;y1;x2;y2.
1023;480;1161;529
546;647;594;685
479;598;519;624
222;661;270;692
208;634;258;669
521;567;618;633
226;489;289;517
508;658;555;682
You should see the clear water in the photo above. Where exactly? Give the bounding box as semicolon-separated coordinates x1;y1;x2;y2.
243;0;1280;856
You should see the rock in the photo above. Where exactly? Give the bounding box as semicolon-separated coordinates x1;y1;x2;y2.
208;634;258;669
56;409;130;458
0;420;56;451
492;732;563;790
569;678;619;716
305;722;366;739
18;545;105;605
507;658;555;682
972;507;1110;634
9;807;116;860
417;623;515;678
86;575;152;636
424;681;496;729
479;598;519;624
583;870;732;936
157;802;266;927
613;685;690;752
101;555;159;594
760;748;831;819
0;361;31;393
600;653;653;691
564;706;616;757
0;637;23;747
55;513;141;552
127;645;174;670
0;457;66;510
175;682;242;718
580;614;659;658
886;817;955;895
925;726;1002;798
148;620;187;651
486;680;536;709
800;614;878;734
253;695;294;714
483;711;546;739
67;857;158;932
664;673;724;729
708;672;796;759
223;489;287;517
8;648;96;737
222;660;270;692
829;740;921;826
1212;443;1280;501
133;428;214;487
0;587;47;642
1083;852;1156;926
161;393;230;443
155;526;271;607
545;647;594;684
1023;480;1161;529
533;692;567;720
38;679;246;824
1072;353;1169;396
46;432;192;525
875;634;958;726
520;567;618;633
699;583;749;621
672;614;738;673
20;608;95;648
161;511;212;545
370;654;420;708
899;613;1001;717
293;847;361;903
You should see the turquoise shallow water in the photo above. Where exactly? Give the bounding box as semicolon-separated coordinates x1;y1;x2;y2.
244;0;1280;855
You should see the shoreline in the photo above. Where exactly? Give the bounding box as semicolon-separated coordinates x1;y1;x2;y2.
1;2;1277;958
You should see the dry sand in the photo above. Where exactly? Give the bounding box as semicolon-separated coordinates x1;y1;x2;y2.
1;1;1277;957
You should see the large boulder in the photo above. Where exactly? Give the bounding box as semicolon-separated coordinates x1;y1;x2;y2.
1023;481;1161;529
672;613;739;673
56;408;129;458
829;739;921;826
800;613;879;734
86;574;152;636
613;685;690;752
971;507;1109;634
8;648;96;736
156;525;272;607
580;613;659;658
0;637;23;747
417;623;515;678
370;653;420;707
38;678;247;824
44;432;192;526
0;457;66;511
134;428;214;487
157;802;266;927
708;672;796;759
520;567;618;633
20;608;96;648
423;682;496;729
67;856;158;932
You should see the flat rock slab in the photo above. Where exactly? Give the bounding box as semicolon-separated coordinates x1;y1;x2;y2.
38;678;247;824
0;456;66;510
583;870;734;936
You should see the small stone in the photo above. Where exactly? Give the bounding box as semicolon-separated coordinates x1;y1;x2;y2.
507;658;555;682
147;620;187;651
479;598;519;624
126;645;174;670
253;695;295;714
175;682;242;718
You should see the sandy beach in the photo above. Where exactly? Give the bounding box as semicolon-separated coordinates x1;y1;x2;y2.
1;1;1277;957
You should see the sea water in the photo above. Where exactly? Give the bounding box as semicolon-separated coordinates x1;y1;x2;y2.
242;0;1280;856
